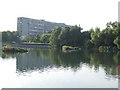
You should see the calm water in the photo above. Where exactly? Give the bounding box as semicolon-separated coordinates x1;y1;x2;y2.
0;48;119;88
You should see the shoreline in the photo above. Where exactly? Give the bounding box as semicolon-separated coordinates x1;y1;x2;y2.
11;43;51;48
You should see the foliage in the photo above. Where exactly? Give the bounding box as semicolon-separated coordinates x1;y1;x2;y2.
59;25;82;46
90;27;102;47
50;26;62;47
85;40;94;49
49;25;83;47
1;21;120;50
114;36;120;49
33;35;40;42
88;21;120;49
40;33;51;43
62;45;81;51
23;35;31;42
2;31;20;43
3;46;28;52
81;30;91;47
39;21;120;50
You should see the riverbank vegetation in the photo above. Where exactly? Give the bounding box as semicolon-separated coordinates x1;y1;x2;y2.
3;46;28;52
48;21;120;51
62;46;81;52
2;31;20;44
1;21;120;51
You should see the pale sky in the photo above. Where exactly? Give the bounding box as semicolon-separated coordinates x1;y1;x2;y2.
0;0;119;31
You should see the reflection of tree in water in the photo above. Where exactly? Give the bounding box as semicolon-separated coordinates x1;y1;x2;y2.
39;49;118;77
49;49;89;68
2;52;18;59
88;51;119;79
1;48;119;78
16;48;52;73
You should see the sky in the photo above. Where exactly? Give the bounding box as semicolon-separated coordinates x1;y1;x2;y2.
0;0;119;31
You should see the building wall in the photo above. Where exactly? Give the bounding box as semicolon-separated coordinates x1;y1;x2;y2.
17;17;67;37
17;17;29;36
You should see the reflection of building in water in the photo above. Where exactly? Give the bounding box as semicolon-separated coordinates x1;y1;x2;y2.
16;50;52;72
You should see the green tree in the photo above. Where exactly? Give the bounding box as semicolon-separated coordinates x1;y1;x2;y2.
2;31;20;43
69;25;82;46
40;33;51;43
114;37;120;49
23;35;31;42
81;30;92;47
85;40;94;49
58;25;82;47
103;28;116;46
33;35;40;42
58;26;71;46
50;26;62;47
90;27;102;47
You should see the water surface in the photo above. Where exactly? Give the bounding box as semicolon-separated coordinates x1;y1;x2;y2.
0;48;119;88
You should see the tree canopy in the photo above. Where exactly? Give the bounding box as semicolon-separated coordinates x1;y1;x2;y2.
2;21;120;50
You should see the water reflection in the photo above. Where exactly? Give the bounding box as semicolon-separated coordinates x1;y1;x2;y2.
2;52;17;59
1;48;119;77
16;49;52;73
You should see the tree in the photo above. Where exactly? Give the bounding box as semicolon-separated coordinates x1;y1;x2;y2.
2;31;20;43
114;37;120;49
40;33;51;43
23;35;31;42
58;25;82;47
2;31;8;42
50;26;62;47
90;27;102;47
69;25;82;46
58;26;71;46
85;40;94;49
81;30;91;47
33;35;40;42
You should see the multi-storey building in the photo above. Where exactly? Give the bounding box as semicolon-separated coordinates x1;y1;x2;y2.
17;17;67;38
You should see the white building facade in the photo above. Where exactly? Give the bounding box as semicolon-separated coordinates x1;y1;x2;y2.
17;17;67;37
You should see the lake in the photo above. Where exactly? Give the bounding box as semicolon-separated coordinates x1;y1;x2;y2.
0;48;119;88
